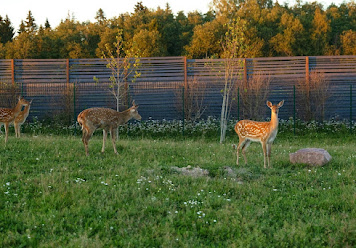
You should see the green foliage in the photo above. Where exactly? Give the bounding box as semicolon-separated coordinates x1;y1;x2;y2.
0;15;14;44
14;117;356;141
1;1;355;59
97;30;141;111
0;134;355;246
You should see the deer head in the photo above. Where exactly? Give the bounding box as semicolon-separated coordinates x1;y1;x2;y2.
130;100;142;121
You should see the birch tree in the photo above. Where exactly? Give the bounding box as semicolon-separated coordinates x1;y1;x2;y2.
219;18;247;143
95;29;140;111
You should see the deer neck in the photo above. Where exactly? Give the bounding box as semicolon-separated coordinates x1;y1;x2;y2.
118;108;133;123
270;110;279;130
23;105;31;114
13;100;24;115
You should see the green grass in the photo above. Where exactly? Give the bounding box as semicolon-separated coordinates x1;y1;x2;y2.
0;134;355;247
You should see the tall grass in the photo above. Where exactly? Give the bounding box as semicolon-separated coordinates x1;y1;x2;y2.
0;133;355;247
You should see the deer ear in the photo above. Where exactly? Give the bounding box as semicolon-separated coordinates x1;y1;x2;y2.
132;100;139;108
266;101;272;108
278;100;284;108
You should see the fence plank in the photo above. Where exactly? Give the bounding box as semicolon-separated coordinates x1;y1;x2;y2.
0;56;355;122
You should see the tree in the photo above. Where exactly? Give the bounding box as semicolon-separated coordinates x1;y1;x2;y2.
130;29;164;57
184;17;226;58
5;32;36;58
270;12;304;56
219;18;247;143
96;29;141;112
212;0;240;19
36;26;60;58
55;17;89;58
95;8;106;25
340;30;356;55
311;7;330;55
152;6;178;56
45;18;51;29
24;10;37;33
0;15;15;44
96;27;121;58
18;21;26;34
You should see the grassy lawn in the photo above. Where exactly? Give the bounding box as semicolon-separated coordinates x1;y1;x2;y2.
0;133;355;247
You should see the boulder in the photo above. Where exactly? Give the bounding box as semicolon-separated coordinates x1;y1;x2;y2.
289;148;331;166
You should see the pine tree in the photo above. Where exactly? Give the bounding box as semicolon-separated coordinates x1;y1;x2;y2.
45;18;51;29
25;11;37;33
95;8;106;25
0;15;15;43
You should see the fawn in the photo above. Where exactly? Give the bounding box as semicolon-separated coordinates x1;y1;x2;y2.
0;97;30;143
234;100;284;168
77;101;142;156
14;99;33;138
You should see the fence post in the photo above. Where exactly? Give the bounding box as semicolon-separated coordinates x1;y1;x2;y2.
294;85;296;135
305;56;309;83
182;86;185;136
73;80;76;135
66;59;70;85
243;58;247;88
350;84;353;134
184;56;188;91
237;87;240;121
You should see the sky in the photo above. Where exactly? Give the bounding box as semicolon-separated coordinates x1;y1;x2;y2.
1;0;350;33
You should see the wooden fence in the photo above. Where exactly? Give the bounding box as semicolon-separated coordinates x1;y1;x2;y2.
0;56;356;123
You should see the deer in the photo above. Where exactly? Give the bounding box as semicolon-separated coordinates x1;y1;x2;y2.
0;97;30;144
13;99;33;138
77;101;142;156
234;100;284;168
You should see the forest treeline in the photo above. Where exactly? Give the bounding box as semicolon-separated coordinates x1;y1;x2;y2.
0;0;355;59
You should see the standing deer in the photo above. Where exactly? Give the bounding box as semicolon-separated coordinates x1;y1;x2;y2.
235;100;284;168
14;99;33;138
77;101;142;156
0;97;30;143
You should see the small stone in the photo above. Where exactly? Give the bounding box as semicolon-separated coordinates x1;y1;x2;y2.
289;148;331;166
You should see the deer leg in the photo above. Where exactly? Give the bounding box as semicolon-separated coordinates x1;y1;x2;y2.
267;143;272;168
262;142;267;168
102;129;107;153
83;130;89;156
241;140;251;165
236;139;246;166
14;123;19;138
82;128;93;156
110;128;118;154
4;123;9;144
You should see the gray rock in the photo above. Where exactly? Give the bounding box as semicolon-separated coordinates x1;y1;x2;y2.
289;148;332;166
172;165;209;177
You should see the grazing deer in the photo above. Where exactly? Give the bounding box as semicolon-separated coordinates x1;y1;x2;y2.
13;99;33;138
77;101;142;156
234;100;284;168
0;97;30;143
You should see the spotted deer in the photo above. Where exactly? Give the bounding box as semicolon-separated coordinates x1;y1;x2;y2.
77;101;142;156
234;100;284;168
13;99;33;138
0;97;30;143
